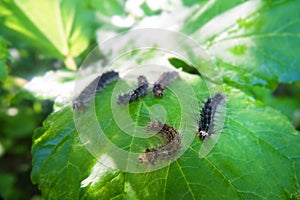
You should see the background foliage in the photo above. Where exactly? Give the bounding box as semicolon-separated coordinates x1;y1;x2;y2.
0;0;300;199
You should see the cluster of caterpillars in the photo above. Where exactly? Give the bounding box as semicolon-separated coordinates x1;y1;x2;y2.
72;70;180;108
117;71;179;104
72;70;225;165
139;93;225;164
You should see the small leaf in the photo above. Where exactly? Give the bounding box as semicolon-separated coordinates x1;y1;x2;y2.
168;57;200;75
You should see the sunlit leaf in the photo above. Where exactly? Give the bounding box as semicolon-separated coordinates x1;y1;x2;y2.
181;0;247;35
91;0;125;17
0;0;95;66
183;0;300;88
32;71;300;199
30;0;300;199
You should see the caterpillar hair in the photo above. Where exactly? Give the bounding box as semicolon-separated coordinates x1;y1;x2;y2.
72;71;119;110
146;121;176;143
198;93;225;140
139;121;181;164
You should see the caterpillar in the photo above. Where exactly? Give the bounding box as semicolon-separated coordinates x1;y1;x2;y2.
117;75;149;104
146;121;176;143
137;75;148;87
72;71;119;110
198;93;225;140
139;121;181;164
153;71;179;98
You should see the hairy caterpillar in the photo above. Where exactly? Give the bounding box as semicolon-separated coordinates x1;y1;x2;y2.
137;75;148;87
153;71;179;98
146;121;177;143
117;75;149;104
72;71;119;110
139;121;181;164
198;93;225;140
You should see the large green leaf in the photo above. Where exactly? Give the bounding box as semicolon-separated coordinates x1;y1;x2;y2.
31;0;300;199
31;70;300;199
0;0;95;69
182;0;300;88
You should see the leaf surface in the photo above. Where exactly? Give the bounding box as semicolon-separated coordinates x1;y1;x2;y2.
0;0;95;61
182;0;300;88
30;0;300;199
0;37;9;80
32;72;300;199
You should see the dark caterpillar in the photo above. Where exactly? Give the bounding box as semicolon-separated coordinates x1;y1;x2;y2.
117;75;149;104
137;75;148;87
146;121;176;143
153;71;179;98
139;121;181;164
72;71;119;110
198;93;225;140
96;71;120;92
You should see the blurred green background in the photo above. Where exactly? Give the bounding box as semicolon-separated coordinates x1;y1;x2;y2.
0;0;300;199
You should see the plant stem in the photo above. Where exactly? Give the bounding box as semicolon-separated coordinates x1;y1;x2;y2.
64;55;77;71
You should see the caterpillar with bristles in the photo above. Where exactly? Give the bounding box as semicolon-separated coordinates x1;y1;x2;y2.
198;93;225;140
153;71;179;98
72;71;119;110
139;121;181;164
117;75;149;104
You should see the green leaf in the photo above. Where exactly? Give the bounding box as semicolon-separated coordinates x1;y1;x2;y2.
31;0;300;198
168;57;200;75
91;0;125;17
140;2;162;16
182;0;206;7
249;83;300;129
31;108;96;199
181;0;247;35
0;62;8;81
0;0;96;69
183;0;300;88
32;71;300;199
0;36;9;80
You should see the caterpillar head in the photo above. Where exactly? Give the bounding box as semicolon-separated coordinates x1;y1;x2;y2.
198;130;208;140
153;84;164;98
